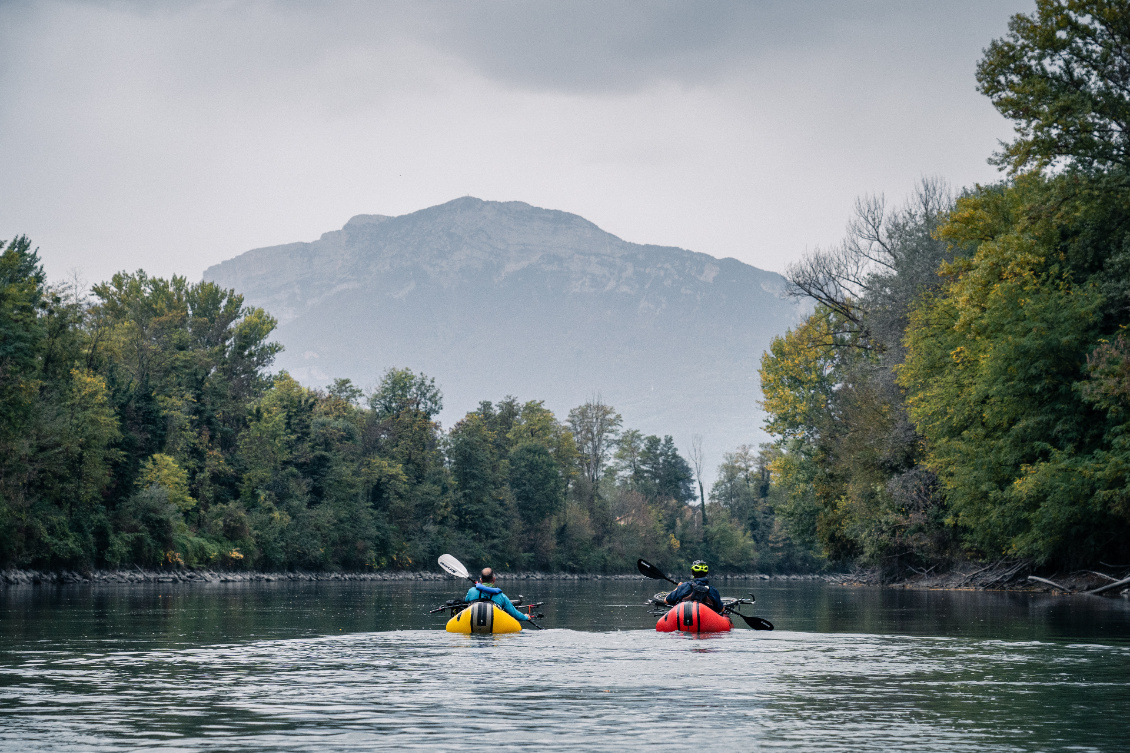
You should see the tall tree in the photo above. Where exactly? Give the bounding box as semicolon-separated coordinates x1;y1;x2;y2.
978;0;1130;173
763;181;958;566
567;397;622;490
509;443;564;527
690;434;707;526
0;237;45;444
368;368;442;421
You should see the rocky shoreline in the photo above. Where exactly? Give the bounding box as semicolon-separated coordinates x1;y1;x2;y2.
4;563;1126;596
0;568;830;587
828;561;1130;597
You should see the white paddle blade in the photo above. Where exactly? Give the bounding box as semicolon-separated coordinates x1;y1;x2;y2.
438;554;470;580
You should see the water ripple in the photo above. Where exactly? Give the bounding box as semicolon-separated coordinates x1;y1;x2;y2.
2;629;1128;752
3;580;1129;751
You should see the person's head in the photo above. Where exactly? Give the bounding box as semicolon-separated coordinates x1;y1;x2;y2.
691;560;709;577
480;567;494;584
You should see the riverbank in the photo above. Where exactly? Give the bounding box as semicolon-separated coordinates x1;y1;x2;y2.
0;568;832;587
832;560;1130;597
4;563;1127;596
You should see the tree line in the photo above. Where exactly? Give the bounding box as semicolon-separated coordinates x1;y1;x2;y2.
760;0;1130;574
0;250;815;572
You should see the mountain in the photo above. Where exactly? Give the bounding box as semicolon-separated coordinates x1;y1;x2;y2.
203;197;805;470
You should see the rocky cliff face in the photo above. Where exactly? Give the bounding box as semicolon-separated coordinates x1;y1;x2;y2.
204;197;805;465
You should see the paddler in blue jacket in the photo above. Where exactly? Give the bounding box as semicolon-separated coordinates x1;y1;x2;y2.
465;568;531;623
664;560;724;613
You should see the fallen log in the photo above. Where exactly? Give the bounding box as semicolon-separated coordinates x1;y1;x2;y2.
1082;575;1130;596
1027;575;1071;591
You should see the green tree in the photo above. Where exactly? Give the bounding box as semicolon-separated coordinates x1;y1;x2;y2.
368;368;442;420
507;400;577;476
763;180;961;569
612;429;646;490
759;307;845;443
567;397;622;491
0;237;45;442
978;0;1130;173
567;397;622;538
638;435;694;506
138;453;196;512
89;272;280;511
900;175;1123;564
509;443;564;527
448;410;514;562
711;445;765;532
759;307;860;560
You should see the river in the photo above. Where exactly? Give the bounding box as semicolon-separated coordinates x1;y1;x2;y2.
1;578;1128;751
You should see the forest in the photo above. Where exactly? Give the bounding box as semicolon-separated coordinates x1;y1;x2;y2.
0;250;816;572
760;0;1130;573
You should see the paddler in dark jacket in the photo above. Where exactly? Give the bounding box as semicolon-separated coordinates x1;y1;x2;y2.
464;567;531;623
664;560;724;613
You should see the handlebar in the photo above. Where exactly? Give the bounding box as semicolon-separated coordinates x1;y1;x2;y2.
427;598;547;617
428;599;471;614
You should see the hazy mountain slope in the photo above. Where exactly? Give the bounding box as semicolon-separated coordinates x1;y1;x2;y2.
203;197;805;467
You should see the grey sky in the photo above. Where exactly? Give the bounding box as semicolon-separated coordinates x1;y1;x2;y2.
1;0;1027;285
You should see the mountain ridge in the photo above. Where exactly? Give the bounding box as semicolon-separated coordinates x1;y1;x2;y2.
203;197;805;468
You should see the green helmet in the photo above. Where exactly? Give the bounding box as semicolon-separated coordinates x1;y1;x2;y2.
691;560;708;575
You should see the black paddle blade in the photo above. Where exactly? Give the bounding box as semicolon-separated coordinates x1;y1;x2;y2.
736;613;774;631
637;558;662;579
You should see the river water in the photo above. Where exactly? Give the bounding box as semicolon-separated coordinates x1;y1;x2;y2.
1;578;1128;752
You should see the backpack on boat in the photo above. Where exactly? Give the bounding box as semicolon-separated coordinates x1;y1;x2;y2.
686;579;722;612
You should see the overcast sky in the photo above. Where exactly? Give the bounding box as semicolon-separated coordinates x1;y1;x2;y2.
1;0;1028;285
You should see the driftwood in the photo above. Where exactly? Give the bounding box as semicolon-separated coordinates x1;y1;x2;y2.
957;558;1005;587
1027;575;1071;591
1087;570;1119;582
982;560;1029;588
1082;575;1130;596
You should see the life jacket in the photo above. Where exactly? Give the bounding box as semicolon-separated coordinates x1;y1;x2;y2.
472;583;502;601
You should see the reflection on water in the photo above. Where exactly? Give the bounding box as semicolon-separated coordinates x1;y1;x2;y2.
0;579;1128;751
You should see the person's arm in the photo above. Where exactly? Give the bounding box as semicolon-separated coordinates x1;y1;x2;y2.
709;586;724;612
664;583;688;605
496;593;530;621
